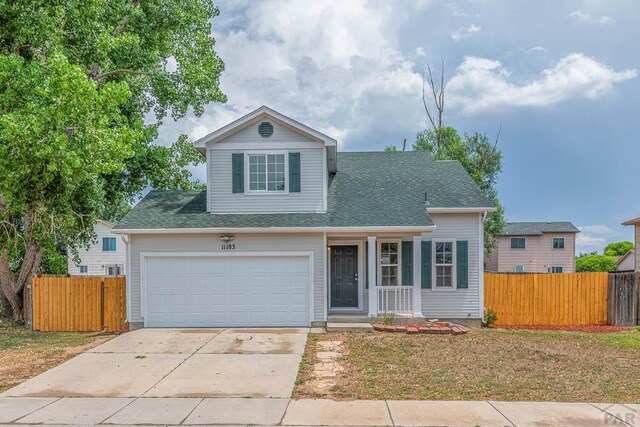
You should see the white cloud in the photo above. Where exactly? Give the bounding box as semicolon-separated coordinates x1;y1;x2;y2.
450;24;481;41
156;0;433;158
446;53;637;114
523;46;547;54
576;225;620;254
569;10;615;25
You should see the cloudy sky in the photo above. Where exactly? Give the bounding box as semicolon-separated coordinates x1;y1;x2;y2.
156;0;640;254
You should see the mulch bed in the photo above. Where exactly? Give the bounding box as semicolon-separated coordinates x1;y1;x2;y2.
496;324;629;333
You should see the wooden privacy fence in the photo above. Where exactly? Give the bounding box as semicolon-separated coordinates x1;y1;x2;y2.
484;272;608;326
32;276;127;332
607;271;639;326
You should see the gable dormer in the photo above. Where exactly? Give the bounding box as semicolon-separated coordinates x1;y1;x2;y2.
193;106;337;214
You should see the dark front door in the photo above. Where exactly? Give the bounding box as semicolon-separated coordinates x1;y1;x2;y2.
330;246;358;308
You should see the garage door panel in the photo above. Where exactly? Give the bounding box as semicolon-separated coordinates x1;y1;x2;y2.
145;255;310;327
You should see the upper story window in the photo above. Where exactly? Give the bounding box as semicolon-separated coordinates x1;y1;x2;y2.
552;237;565;250
102;237;116;252
435;241;454;288
510;237;526;249
248;153;286;192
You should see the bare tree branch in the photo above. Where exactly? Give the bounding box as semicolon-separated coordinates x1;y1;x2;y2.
93;69;146;81
494;123;502;148
422;60;446;153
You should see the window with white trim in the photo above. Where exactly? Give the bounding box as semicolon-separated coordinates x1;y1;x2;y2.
248;153;285;191
435;241;454;288
80;265;88;274
514;265;524;273
379;242;399;286
548;266;563;273
552;237;565;250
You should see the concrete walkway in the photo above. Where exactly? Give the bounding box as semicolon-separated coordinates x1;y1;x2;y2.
0;397;637;426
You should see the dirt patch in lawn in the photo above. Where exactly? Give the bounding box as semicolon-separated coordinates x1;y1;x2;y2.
293;328;640;403
0;322;114;392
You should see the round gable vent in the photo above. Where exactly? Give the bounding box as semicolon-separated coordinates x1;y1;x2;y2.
258;121;274;137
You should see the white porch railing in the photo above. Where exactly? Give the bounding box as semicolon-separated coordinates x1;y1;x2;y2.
377;286;413;314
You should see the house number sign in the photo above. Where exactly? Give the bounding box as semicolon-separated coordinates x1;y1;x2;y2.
221;243;236;250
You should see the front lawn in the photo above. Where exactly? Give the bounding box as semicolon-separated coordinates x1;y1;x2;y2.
294;328;640;402
0;322;111;392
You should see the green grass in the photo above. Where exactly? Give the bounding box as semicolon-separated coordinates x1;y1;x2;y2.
597;327;640;350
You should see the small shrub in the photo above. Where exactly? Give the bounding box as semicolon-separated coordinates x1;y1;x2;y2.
380;313;395;325
484;308;498;327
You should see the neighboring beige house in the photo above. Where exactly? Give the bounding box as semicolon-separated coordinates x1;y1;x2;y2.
616;250;636;271
485;222;580;273
622;216;640;271
67;220;125;276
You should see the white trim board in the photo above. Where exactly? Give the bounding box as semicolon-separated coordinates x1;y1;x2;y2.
113;225;437;234
139;251;315;327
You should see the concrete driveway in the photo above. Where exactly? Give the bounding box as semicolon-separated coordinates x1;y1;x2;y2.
2;328;308;399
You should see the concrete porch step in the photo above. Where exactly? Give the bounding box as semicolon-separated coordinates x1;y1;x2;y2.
326;322;373;333
327;315;370;323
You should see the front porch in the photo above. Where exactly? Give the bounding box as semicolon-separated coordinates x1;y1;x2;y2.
326;235;426;320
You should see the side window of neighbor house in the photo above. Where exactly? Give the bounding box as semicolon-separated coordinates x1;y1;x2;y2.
514;265;524;273
552;237;565;250
548;266;563;273
102;237;116;252
80;265;88;274
510;237;526;249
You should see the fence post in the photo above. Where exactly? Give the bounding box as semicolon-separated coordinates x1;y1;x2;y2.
100;279;105;331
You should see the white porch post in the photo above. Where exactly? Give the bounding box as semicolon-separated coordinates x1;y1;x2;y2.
367;236;377;317
413;235;423;317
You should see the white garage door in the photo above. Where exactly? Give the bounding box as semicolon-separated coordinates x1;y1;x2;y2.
144;255;310;327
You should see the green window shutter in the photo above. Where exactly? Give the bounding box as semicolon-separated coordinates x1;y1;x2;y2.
289;152;301;192
232;153;244;193
401;241;413;286
102;238;109;251
457;240;469;289
421;241;432;289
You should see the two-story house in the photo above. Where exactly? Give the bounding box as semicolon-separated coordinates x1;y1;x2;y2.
622;216;639;271
112;106;495;329
485;221;580;273
67;220;125;276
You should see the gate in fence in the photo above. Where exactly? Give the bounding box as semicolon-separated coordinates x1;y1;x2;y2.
608;271;640;326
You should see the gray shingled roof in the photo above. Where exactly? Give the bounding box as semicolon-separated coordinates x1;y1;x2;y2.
114;151;493;230
502;221;580;236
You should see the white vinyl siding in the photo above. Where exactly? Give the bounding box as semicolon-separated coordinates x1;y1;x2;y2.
207;120;326;213
67;222;126;276
423;213;481;319
128;233;325;323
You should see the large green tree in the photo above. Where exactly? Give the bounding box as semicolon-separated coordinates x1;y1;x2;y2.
604;241;634;257
414;127;505;253
0;0;226;320
576;254;618;272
